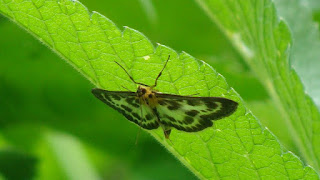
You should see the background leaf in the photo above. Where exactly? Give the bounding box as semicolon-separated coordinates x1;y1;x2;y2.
274;0;320;109
0;0;319;179
0;149;37;180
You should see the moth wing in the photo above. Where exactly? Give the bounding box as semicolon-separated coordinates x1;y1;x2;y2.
155;93;238;132
92;88;159;130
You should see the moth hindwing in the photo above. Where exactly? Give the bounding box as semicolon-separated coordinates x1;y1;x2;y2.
92;55;238;139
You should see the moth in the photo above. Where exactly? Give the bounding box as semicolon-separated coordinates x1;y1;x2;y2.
92;55;238;139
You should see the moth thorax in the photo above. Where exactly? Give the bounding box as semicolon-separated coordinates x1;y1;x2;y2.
137;85;158;107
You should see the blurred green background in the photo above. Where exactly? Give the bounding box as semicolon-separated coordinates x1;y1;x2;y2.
0;0;290;179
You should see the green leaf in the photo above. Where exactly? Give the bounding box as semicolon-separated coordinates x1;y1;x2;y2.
45;131;100;180
196;0;320;172
274;0;320;109
0;149;37;180
0;0;318;179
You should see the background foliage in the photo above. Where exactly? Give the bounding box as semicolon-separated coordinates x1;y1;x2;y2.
0;0;320;179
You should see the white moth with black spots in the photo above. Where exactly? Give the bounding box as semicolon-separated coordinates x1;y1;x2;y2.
92;55;238;139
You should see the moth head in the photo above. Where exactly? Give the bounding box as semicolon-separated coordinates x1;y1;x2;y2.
137;85;150;97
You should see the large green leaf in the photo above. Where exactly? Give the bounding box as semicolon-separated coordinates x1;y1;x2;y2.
44;131;100;180
196;0;320;171
0;0;318;179
274;0;320;109
0;149;37;180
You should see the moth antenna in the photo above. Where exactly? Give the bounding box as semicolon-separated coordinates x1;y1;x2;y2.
185;93;200;97
114;61;148;86
152;55;170;88
121;85;131;91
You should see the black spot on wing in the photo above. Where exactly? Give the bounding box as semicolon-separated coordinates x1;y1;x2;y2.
165;100;181;110
200;113;217;121
164;115;176;122
204;101;218;109
145;114;153;120
158;100;166;106
186;110;199;117
184;116;194;124
187;99;201;106
125;97;140;108
143;122;159;129
121;105;132;112
201;118;213;127
102;95;112;102
178;119;213;132
111;95;121;101
168;105;179;110
131;112;140;119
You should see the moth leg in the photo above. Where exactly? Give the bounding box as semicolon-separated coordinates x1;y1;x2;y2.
151;107;171;139
135;97;144;145
163;127;172;139
157;122;171;139
158;121;172;139
121;85;131;91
